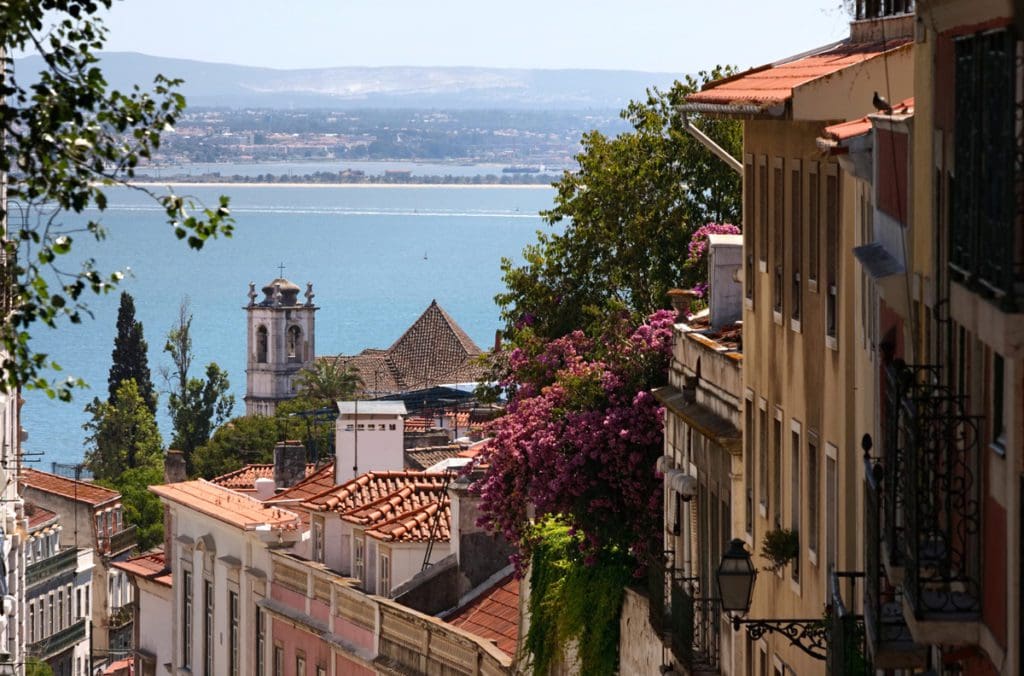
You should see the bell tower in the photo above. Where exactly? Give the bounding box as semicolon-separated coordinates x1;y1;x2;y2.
244;275;317;416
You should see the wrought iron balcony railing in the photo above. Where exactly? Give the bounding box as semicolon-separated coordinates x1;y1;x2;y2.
26;547;78;588
669;578;721;673
28;619;86;660
101;524;137;556
863;468;926;669
826;572;869;676
880;361;983;622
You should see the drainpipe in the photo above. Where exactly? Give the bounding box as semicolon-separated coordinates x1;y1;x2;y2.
678;111;743;176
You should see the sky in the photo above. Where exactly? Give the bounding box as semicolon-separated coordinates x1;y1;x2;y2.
100;0;853;73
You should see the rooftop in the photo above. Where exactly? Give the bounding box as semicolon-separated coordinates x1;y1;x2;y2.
209;463;319;492
24;502;58;531
151;480;301;532
265;462;337;505
685;37;911;114
332;300;486;395
820;96;915;146
21;469;121;507
683;311;743;355
447;574;520;656
337;401;407;416
301;470;452;543
112;549;171;588
404;445;466;471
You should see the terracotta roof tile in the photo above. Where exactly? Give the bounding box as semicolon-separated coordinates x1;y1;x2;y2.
264;462;337;504
21;469;120;507
822;96;914;142
687;38;912;110
332;300;485;396
448;575;520;656
404;445;465;470
210;463;318;492
300;470;452;543
24;502;58;530
113;550;172;587
151;480;301;532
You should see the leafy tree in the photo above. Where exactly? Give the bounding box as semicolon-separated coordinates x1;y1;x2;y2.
496;70;741;342
0;1;233;401
291;357;363;410
98;464;164;550
108;291;156;414
83;379;163;481
192;414;308;479
163;299;234;473
26;658;53;676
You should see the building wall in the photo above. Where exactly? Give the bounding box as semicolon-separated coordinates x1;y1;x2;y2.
617;588;663;676
335;413;405;483
245;296;317;416
132;577;170;676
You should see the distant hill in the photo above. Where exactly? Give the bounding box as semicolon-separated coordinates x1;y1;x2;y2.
14;52;679;109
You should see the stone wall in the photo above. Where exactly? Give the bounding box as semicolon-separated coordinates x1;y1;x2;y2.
619;587;664;676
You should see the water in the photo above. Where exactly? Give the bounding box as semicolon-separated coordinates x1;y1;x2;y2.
142;159;565;178
21;181;557;467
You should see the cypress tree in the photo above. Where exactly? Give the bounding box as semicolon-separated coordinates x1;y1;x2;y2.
109;292;157;414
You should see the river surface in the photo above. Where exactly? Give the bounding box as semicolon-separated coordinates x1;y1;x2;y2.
22;179;557;468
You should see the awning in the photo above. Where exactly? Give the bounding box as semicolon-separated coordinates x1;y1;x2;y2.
853;242;905;280
651;385;742;455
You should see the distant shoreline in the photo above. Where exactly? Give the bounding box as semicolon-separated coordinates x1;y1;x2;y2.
128;181;554;189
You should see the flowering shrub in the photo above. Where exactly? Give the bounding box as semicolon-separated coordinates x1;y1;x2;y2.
686;222;741;265
473;310;676;569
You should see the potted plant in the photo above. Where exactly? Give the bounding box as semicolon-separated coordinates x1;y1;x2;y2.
760;528;799;572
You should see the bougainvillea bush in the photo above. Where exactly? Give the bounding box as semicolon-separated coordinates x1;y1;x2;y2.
685;222;741;298
473;309;676;569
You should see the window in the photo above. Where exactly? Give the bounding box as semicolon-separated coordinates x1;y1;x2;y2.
354;536;365;585
27;601;33;643
182;570;192;668
992;352;1006;452
255;607;266;676
790;423;801;583
808;163;820;289
791;162;802;322
772;412;782;529
273;645;284;676
744;397;754;537
317;667;327;676
204;581;214;675
773;158;784;315
287;325;302;359
758;155;768;266
380;551;391;597
312;517;325;564
826;167;839;342
389;423;396;431
57;590;63;632
758;401;768;513
826;447;838;571
84;584;90;618
808;434;819;560
66;584;72;625
229;591;239;676
256;325;268;363
744;154;756;302
296;651;306;676
76;588;81;620
48;592;53;635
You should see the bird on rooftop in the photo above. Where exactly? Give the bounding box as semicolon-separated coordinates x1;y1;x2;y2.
873;91;893;114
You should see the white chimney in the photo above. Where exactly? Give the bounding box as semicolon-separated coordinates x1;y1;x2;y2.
707;234;743;330
254;477;276;501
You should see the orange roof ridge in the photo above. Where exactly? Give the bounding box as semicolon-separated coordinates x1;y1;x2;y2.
21;468;121;506
364;498;450;543
151;480;301;531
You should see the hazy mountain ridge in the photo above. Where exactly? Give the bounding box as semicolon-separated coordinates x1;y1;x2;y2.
15;52;679;109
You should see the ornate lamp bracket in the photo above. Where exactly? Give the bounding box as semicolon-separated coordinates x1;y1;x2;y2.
730;616;828;660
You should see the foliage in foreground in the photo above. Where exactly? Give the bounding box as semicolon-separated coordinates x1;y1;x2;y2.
474;310;675;567
496;69;741;343
0;0;233;401
525;519;632;676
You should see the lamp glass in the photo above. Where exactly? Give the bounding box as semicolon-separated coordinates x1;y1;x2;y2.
717;538;756;613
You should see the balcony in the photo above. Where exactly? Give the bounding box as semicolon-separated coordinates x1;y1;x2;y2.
28;619;86;660
879;361;983;643
863;467;926;669
109;604;134;630
26;547;78;588
826;573;869;676
669;579;721;674
101;525;138;556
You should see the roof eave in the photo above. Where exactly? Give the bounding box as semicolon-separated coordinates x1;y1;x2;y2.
678;101;787;119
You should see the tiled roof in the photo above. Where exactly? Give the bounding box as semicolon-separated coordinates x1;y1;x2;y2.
687;38;911;110
300;470;451;543
822;96;915;142
24;502;58;530
265;462;337;504
21;469;120;507
209;463;318;492
112;550;172;588
404;445;465;470
151;480;301;532
448;574;520;656
333;300;485;395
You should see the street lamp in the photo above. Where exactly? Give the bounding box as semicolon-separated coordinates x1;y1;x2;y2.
716;538;756;613
714;538;829;660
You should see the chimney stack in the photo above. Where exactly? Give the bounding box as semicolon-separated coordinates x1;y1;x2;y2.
707;233;744;331
273;440;307;489
162;450;187;572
